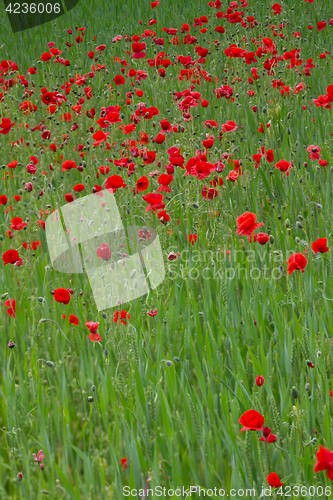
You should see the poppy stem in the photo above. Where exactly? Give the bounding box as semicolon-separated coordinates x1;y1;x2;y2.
39;318;72;346
256;433;266;485
296;400;303;457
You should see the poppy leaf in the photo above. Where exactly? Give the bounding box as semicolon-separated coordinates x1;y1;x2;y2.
53;462;76;499
215;376;246;412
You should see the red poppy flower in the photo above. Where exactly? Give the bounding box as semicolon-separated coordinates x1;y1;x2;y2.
221;120;238;132
266;149;274;163
92;130;109;146
114;310;130;325
69;314;79;325
0;195;8;205
307;145;322;160
136;176;149;192
148;309;158;316
260;427;277;443
315;446;333;480
226;170;239;182
61;160;76;172
236;212;263;237
239;409;264;433
157;210;170;224
287;253;308;275
114;75;125;85
142;192;165;212
73;184;85;192
86;321;99;334
53;288;71;305
257;233;269;245
188;234;198;245
317;21;326;32
9;217;27;231
96;243;112;261
275;159;292;176
272;3;282;15
3;249;20;265
105;175;126;193
4;298;16;318
40;52;53;62
312;238;329;254
202;186;218;200
64;193;74;203
267;473;284;488
120;457;128;469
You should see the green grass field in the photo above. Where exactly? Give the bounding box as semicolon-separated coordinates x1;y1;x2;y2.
0;0;333;498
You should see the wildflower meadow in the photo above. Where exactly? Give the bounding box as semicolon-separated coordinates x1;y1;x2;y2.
0;0;333;498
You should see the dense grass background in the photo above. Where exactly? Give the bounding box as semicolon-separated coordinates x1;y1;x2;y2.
0;0;333;499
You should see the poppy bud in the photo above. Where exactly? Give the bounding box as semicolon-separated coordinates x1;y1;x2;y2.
316;204;322;209
91;385;96;393
87;396;94;403
1;292;8;299
102;312;108;319
104;349;108;357
284;219;290;228
296;221;303;229
39;318;48;323
316;351;322;358
8;340;15;349
38;297;45;303
269;235;274;244
256;375;264;387
295;237;300;243
262;107;267;113
287;128;291;135
290;386;299;399
40;464;44;471
305;383;311;391
46;361;55;368
263;426;271;438
174;356;180;362
192;203;199;208
165;360;173;367
17;472;23;481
